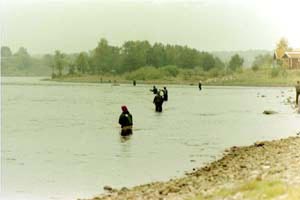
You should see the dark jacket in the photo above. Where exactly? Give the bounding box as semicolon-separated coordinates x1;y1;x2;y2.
163;89;168;101
296;83;300;93
118;111;133;128
150;87;158;94
153;94;164;105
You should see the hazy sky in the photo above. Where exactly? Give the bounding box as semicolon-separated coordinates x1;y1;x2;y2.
1;0;300;54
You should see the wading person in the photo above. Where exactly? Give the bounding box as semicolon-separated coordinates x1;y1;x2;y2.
296;81;300;105
163;86;168;101
150;85;158;94
153;92;164;112
198;81;202;91
118;106;133;136
133;80;136;86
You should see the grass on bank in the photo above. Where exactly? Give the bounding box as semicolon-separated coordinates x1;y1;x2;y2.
193;180;300;200
51;67;300;87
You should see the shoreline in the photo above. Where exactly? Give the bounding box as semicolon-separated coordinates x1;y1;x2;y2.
1;75;297;87
47;78;296;88
82;136;300;200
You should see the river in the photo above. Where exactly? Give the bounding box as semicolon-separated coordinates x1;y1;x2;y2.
1;77;300;200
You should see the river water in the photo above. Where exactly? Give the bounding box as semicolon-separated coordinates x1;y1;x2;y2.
1;77;300;200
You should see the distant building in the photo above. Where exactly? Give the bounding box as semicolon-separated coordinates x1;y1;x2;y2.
274;50;300;69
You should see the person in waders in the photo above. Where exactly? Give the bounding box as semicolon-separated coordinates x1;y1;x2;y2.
296;81;300;105
118;106;133;136
163;86;168;101
150;85;158;94
153;92;164;112
198;81;202;91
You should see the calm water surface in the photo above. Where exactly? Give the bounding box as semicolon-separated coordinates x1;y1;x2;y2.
1;77;300;200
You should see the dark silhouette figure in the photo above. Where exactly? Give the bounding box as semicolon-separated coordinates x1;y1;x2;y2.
153;93;164;112
163;86;168;101
198;81;202;90
296;81;300;105
118;106;133;136
150;85;158;94
133;80;136;86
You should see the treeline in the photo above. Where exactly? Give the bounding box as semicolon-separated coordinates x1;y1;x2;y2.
46;38;246;78
3;39;276;78
1;46;51;76
251;54;273;71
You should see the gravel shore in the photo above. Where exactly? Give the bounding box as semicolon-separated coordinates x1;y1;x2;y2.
83;136;300;200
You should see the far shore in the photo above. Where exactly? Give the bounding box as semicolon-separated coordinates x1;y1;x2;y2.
81;136;300;200
47;75;298;88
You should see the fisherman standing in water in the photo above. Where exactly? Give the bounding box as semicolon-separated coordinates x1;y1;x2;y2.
118;106;133;136
133;80;136;86
153;91;164;112
150;85;158;94
296;81;300;105
163;86;168;101
198;81;202;91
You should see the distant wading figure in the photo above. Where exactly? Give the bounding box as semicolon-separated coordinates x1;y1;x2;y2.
153;92;164;112
118;106;133;136
150;85;158;94
198;81;202;91
133;80;136;86
163;86;168;101
296;81;300;105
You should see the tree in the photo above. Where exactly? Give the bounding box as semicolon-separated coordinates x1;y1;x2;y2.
275;37;290;59
109;46;122;73
199;53;216;71
177;47;198;68
165;44;178;66
92;38;121;74
147;43;166;67
15;47;31;69
89;39;226;74
214;57;225;69
15;47;29;57
162;65;179;77
93;38;109;74
1;46;12;57
121;40;151;72
54;50;65;76
68;62;76;75
228;54;244;71
43;54;55;75
252;53;273;71
76;52;89;74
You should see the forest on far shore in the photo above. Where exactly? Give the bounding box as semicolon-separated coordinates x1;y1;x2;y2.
1;38;273;79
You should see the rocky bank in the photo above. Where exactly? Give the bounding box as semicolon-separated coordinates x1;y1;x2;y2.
82;136;300;200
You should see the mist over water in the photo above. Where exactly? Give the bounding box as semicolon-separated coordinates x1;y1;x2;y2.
2;77;300;200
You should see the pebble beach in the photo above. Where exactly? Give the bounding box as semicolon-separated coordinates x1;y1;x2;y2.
82;136;300;200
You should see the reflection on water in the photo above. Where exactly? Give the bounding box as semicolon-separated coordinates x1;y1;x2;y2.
1;77;300;200
120;135;132;143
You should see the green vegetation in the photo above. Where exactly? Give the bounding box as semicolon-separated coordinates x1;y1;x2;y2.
52;67;300;87
1;46;52;76
275;37;291;59
1;39;230;77
228;54;244;71
252;53;273;71
193;180;300;200
212;50;271;67
50;38;227;77
3;38;299;87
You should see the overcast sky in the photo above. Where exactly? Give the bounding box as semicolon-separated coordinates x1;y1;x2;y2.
1;0;300;54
